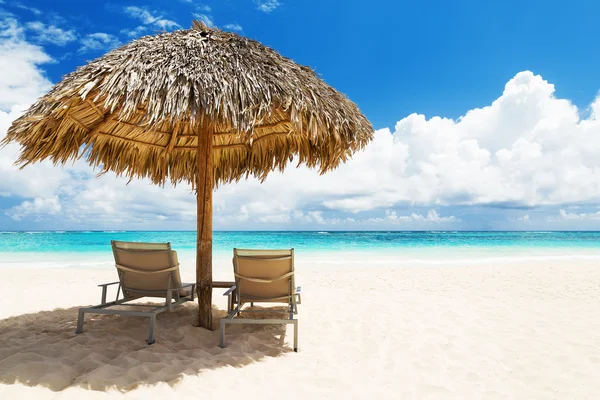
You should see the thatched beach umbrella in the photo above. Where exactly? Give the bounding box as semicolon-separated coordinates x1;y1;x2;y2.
2;21;373;329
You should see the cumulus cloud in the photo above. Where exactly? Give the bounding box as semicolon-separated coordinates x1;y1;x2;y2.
25;21;77;45
7;196;61;220
302;71;600;212
123;6;181;31
254;0;281;13
78;32;121;53
0;17;52;109
0;17;73;207
549;209;600;221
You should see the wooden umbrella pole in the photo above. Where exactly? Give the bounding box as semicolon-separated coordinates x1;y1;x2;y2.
196;119;213;330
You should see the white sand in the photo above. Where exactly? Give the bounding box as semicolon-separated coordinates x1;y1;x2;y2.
0;258;599;399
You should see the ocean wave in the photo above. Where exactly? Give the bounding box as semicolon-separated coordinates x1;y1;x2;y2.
103;231;126;233
0;231;18;234
317;231;329;234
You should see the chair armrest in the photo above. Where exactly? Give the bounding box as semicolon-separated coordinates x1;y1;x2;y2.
223;285;236;296
98;281;120;288
223;285;236;313
213;281;236;288
98;281;120;304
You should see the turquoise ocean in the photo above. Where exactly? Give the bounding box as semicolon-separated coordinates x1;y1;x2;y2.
2;231;600;269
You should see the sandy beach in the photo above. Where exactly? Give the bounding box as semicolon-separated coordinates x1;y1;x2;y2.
0;257;599;399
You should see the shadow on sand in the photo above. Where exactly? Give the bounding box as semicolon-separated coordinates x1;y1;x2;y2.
0;303;292;392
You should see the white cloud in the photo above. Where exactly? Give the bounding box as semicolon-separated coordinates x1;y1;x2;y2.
368;210;458;224
120;25;147;38
258;214;291;224
25;21;77;46
517;214;530;221
307;211;325;224
192;13;215;28
123;6;181;31
0;17;74;205
292;71;600;213
179;0;210;6
78;32;121;53
549;209;600;221
0;17;53;109
291;210;327;225
13;2;41;15
0;110;72;200
60;177;196;226
7;196;61;220
223;23;243;32
254;0;281;13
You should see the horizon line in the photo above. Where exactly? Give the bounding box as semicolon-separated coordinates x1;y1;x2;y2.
3;230;600;233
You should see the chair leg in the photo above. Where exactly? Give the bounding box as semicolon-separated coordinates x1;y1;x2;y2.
147;315;156;345
293;320;298;352
75;309;85;334
219;319;226;348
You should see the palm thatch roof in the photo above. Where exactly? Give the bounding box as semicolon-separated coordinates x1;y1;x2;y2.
3;21;373;186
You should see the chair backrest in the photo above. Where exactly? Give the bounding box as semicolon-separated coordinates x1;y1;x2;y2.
111;240;183;298
233;248;295;304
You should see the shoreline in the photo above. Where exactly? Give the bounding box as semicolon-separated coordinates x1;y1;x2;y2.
3;247;600;269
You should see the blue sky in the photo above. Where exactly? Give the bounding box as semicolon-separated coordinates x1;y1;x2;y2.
8;0;600;129
2;0;600;230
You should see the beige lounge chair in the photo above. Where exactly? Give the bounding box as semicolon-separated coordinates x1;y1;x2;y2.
220;248;301;351
75;241;196;344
